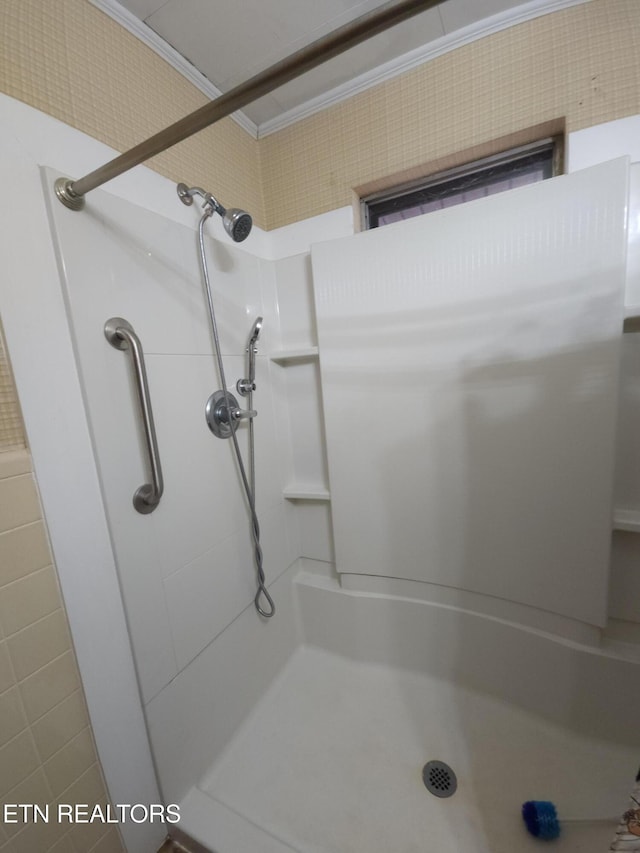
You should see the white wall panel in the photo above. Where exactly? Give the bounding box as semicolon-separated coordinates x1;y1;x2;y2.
312;159;629;627
45;172;291;704
298;503;335;563
146;563;301;804
568;116;640;174
274;254;317;350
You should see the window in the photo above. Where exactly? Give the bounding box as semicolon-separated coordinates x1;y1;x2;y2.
363;139;561;229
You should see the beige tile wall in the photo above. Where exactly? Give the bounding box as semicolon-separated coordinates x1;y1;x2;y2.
0;452;124;853
260;0;640;228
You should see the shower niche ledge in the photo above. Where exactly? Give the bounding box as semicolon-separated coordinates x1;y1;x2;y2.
270;346;319;364
283;484;330;501
613;508;640;532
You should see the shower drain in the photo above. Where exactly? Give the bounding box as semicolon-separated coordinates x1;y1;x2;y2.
422;760;457;798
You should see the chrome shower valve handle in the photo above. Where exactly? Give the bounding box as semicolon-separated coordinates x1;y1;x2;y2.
232;406;258;421
205;390;256;439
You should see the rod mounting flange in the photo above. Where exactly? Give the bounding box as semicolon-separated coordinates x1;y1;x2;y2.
177;183;194;206
55;177;85;211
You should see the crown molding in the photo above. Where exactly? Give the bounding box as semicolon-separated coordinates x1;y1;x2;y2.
258;0;592;137
91;0;592;142
88;0;259;138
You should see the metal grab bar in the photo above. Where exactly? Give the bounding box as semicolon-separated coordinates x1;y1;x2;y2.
104;318;164;514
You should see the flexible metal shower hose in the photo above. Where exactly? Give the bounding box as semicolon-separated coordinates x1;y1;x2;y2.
197;207;275;618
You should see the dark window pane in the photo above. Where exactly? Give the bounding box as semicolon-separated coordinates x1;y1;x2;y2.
367;143;556;229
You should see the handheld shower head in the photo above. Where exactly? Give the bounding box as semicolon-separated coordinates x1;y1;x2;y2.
248;316;263;348
177;183;252;242
237;316;263;396
247;315;262;387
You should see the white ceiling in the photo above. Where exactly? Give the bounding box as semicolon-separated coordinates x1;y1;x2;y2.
102;0;590;134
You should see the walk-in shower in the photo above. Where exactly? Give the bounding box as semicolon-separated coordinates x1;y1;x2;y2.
33;119;640;853
178;182;275;618
30;2;640;851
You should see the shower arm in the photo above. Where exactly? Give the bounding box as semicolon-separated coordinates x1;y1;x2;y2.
55;0;442;210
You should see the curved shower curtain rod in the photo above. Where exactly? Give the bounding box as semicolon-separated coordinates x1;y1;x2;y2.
55;0;442;209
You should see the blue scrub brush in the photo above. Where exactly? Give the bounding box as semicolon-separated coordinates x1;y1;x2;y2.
522;801;560;840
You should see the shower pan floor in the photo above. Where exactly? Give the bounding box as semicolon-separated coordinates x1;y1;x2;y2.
196;646;634;853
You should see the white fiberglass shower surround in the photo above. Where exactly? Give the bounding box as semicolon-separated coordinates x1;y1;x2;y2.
3;95;640;853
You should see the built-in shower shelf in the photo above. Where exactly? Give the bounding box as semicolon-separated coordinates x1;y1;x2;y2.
624;305;640;319
283;485;330;501
270;347;319;364
613;509;640;532
623;309;640;333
